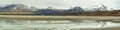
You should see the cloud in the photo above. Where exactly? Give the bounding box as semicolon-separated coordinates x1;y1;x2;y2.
0;0;118;9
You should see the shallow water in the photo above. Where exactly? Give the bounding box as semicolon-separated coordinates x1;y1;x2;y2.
0;20;119;30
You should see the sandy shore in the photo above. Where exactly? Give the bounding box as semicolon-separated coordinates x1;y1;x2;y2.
71;27;120;30
0;15;120;20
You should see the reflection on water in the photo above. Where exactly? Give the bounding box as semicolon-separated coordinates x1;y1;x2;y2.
0;20;119;30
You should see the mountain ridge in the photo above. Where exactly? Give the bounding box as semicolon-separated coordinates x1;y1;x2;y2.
0;4;120;16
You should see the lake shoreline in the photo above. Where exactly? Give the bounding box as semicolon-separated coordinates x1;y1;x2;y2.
0;15;120;21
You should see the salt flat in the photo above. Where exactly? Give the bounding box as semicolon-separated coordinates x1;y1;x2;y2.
0;20;119;30
0;15;120;30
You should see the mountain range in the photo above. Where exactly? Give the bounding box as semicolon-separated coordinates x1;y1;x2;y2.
0;4;119;16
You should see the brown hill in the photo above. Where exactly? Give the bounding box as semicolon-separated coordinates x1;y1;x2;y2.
0;12;34;15
0;10;34;15
81;10;120;16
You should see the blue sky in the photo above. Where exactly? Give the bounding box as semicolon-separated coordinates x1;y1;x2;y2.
0;0;119;9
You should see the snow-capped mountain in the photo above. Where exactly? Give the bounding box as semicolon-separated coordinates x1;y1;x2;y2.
64;6;84;13
0;4;38;12
88;5;108;12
